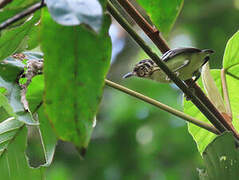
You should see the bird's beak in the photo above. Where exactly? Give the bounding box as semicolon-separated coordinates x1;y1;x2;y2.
123;72;135;78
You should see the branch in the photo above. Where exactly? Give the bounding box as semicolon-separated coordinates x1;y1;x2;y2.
0;0;12;9
19;59;43;112
106;1;229;135
0;1;45;30
105;79;219;135
114;0;169;53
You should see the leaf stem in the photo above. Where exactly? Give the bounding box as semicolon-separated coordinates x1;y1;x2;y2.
226;71;239;81
107;1;228;134
221;69;232;118
105;79;219;135
0;2;45;30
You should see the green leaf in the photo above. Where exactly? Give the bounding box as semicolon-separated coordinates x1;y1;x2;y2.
37;106;57;167
3;0;39;9
184;78;217;154
201;63;226;114
26;75;44;111
223;30;239;70
200;132;239;180
0;0;39;23
136;0;184;36
0;88;45;178
0;118;24;156
0;125;44;180
26;75;57;167
41;10;111;152
185;31;239;154
0;9;24;24
26;24;41;50
185;68;239;154
0;93;15;122
0;11;40;61
0;57;37;125
45;0;103;32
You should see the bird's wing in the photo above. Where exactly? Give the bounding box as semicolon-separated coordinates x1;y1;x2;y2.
162;48;202;62
172;59;190;72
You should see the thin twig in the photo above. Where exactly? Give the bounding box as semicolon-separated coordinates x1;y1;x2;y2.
107;1;228;134
105;79;219;134
19;59;43;111
221;69;232;118
0;1;45;30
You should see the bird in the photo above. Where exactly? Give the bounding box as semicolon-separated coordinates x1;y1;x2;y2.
123;47;214;84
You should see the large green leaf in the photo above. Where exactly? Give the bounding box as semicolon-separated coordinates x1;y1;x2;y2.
0;125;44;180
223;30;239;70
184;78;217;154
26;74;57;167
0;11;40;61
136;0;184;36
186;68;239;154
185;68;239;154
0;93;43;179
185;30;239;154
41;10;111;153
45;0;103;32
199;132;239;180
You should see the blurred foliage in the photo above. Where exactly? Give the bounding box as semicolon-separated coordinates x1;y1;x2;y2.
174;0;239;68
47;79;202;180
137;0;184;36
0;0;238;179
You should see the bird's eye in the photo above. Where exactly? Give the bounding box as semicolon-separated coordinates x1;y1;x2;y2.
137;69;145;77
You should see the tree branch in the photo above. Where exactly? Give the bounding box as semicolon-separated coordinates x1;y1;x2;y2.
114;0;169;53
0;1;45;30
0;0;12;9
105;79;219;135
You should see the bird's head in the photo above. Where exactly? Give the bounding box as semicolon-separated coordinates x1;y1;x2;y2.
123;59;157;79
